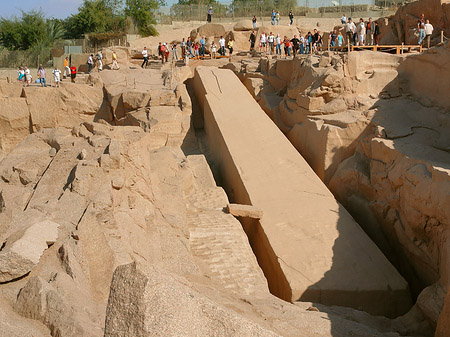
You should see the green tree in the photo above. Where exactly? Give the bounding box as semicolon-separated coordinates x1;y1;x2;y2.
0;10;47;50
64;0;125;38
125;0;163;36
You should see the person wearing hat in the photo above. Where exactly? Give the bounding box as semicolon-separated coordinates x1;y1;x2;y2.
207;7;213;23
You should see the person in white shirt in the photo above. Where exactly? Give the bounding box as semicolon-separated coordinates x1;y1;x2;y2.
299;35;305;54
341;14;347;24
24;66;31;86
218;36;225;56
357;18;366;46
52;68;61;87
97;51;103;71
268;32;274;54
424;19;434;48
275;34;282;55
87;54;94;73
342;18;356;46
260;32;267;53
141;47;149;68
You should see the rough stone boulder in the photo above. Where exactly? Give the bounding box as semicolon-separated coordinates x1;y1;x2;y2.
226;203;263;219
255;25;300;43
0;220;59;282
233;20;254;31
436;287;450;337
104;262;278;337
225;30;252;51
15;276;87;337
23;84;103;132
0;304;50;337
0;97;30;154
190;23;226;40
380;0;450;45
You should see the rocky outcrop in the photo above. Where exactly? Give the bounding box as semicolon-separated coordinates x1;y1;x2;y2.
232;44;449;333
105;262;278;337
379;0;450;45
190;23;226;40
233;20;254;31
0;220;59;282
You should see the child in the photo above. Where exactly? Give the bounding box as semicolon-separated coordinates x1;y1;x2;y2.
52;67;61;87
194;43;199;60
211;41;217;59
17;67;24;82
70;65;77;83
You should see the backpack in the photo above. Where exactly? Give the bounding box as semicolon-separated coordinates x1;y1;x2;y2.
160;45;166;52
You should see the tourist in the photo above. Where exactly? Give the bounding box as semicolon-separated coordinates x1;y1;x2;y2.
276;11;280;25
181;38;186;58
357;18;366;46
172;43;178;61
299;35;305;54
374;22;381;45
424;19;434;48
271;10;276;25
418;13;426;45
160;43;166;64
24;66;31;86
366;18;375;46
343;18;356;46
219;36;226;56
314;31;323;51
275;34;282;55
141;47;149;68
17;67;24;82
52;67;61;88
260;32;267;53
70;65;77;82
211;41;217;59
87;54;94;73
284;37;291;57
288;10;294;26
184;47;190;65
268;32;274;54
312;29;319;51
207;7;213;23
338;31;344;47
249;30;256;51
330;30;337;50
158;42;162;60
187;38;193;58
112;51;120;70
164;43;170;62
252;16;257;29
98;50;103;71
200;36;206;57
291;34;300;56
63;56;70;79
193;42;199;59
341;14;347;24
227;38;234;56
38;64;46;87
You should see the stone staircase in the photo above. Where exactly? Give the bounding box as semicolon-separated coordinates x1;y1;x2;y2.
185;155;269;296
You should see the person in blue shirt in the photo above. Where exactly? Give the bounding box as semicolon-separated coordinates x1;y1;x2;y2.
271;10;276;25
200;36;206;57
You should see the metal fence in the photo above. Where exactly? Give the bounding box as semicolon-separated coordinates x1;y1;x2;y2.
157;1;397;24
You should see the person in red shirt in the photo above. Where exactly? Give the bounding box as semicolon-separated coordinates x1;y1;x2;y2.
70;65;77;83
